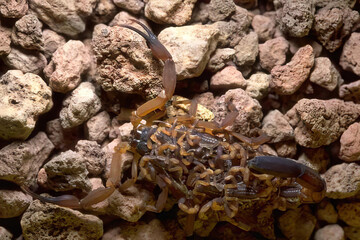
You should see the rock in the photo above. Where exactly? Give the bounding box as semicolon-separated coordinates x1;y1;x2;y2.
113;0;144;15
339;79;360;103
90;0;117;23
44;40;91;93
340;32;360;76
145;0;197;26
314;0;356;8
85;178;109;213
29;0;96;37
274;141;297;158
339;123;360;162
338;202;360;227
234;31;259;70
0;0;28;18
75;140;106;176
309;57;341;91
0;227;12;240
117;122;133;142
278;205;317;240
288;37;322;57
59;82;101;129
206;48;236;73
0;23;12;56
191;0;235;23
85;111;111;143
2;47;47;74
0;132;54;186
285;99;360;148
193;92;215;111
313;5;359;53
270;45;314;95
93;23;163;99
42;29;66;59
11;14;44;51
323;163;360;199
158;24;219;80
316;200;338;224
245;72;270;100
314;224;345;240
344;226;360;240
46;118;80;150
275;0;315;37
213;88;263;135
251;15;276;42
0;70;52;140
259;37;289;72
0;189;31;218
262;109;294;143
210;65;246;91
21;200;103;240
298;148;329;173
43;150;92;192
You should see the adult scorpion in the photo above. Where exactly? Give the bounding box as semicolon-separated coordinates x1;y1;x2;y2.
22;20;326;238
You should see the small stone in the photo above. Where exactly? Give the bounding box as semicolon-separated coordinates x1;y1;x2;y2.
42;29;66;59
117;122;133;142
0;0;28;18
0;226;12;240
206;48;236;73
309;57;341;91
90;0;117;23
262;109;293;143
340;32;360;76
0;23;11;56
192;0;236;23
85;111;111;143
234;31;259;69
339;122;360;162
323;163;360;199
75;140;106;176
0;189;31;218
314;224;345;240
316;200;338;224
0;70;52;140
274;140;297;158
338;202;360;227
21;200;103;240
245;72;270;100
59;82;102;129
210;65;246;91
11;14;44;50
46;118;80;150
251;15;276;42
259;37;289;72
193;92;215;111
344;226;360;240
113;0;144;14
271;45;314;95
339;79;360;103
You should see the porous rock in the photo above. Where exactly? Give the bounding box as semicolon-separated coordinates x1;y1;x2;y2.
0;0;28;18
85;111;111;144
0;227;12;240
245;72;270;100
90;0;117;24
339;79;360;103
59;82;101;129
274;141;297;158
75;140;106;176
270;45;314;95
316;200;338;224
344;226;360;240
0;189;32;218
0;70;52;140
42;29;66;59
191;0;235;23
193;92;215;112
259;37;289;72
234;31;259;70
339;122;360;162
309;57;341;91
206;48;236;73
0;132;54;186
158;24;219;80
251;15;276;42
323;163;360;199
21;200;103;240
210;65;246;91
340;32;360;76
262;109;293;143
113;0;144;15
145;0;197;26
314;224;345;240
337;202;360;227
285;99;360;148
44;40;91;93
0;23;12;56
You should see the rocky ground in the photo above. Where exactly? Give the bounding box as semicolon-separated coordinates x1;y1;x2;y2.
0;0;360;239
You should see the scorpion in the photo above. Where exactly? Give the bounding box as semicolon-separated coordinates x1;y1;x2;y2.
22;20;326;238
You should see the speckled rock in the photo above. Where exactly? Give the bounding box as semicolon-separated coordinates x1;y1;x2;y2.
113;0;144;14
0;132;54;186
43;150;92;192
42;29;66;59
340;32;360;76
2;47;47;74
270;45;314;95
0;189;32;218
262;109;293;143
11;14;44;51
339;123;360;162
298;148;329;174
213;88;263;135
313;5;359;53
0;23;12;56
206;48;236;73
259;37;289;72
85;111;110;143
0;227;12;240
251;15;276;42
117;122;134;142
274;140;297;158
44;40;91;93
309;57;341;91
234;31;259;70
29;0;97;37
21;200;103;240
210;65;246;91
75;140;106;176
145;0;197;26
337;202;360;227
314;224;345;240
285;99;360;148
59;82;101;129
0;0;28;18
0;70;52;140
245;72;270;100
46;118;80;150
344;226;360;240
191;0;235;23
275;0;315;37
314;0;356;8
323;163;360;199
316;200;338;224
339;80;360;103
158;24;219;80
90;0;117;23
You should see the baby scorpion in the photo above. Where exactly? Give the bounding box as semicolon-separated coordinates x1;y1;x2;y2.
21;20;326;238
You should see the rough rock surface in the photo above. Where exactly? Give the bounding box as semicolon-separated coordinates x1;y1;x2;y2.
75;140;106;176
44;40;91;93
0;70;52;140
207;48;236;73
21;200;103;240
0;189;32;218
90;0;117;24
309;57;341;91
274;141;297;158
271;45;314;95
323;163;360;199
0;132;54;185
298;148;329;173
113;0;144;14
245;72;270;100
0;227;12;240
337;202;360;227
251;15;276;42
85;111;111;143
339;122;360;162
191;0;236;23
59;82;101;129
0;24;11;56
234;31;259;70
316;200;338;224
340;32;360;76
46;118;80;150
262;109;294;143
0;0;28;18
210;66;246;91
344;226;360;240
42;29;66;59
339;79;360;103
259;37;289;72
285;99;360;148
314;224;345;240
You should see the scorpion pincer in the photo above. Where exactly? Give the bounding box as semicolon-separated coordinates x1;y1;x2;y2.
20;19;326;238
